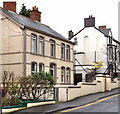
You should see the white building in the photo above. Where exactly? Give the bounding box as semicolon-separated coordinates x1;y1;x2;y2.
69;16;120;84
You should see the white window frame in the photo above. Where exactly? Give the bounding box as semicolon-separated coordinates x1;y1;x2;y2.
31;34;37;54
61;43;65;59
61;67;65;83
50;40;55;58
31;62;37;75
50;64;55;76
74;38;77;44
39;63;44;72
39;37;44;55
66;45;70;61
66;68;70;83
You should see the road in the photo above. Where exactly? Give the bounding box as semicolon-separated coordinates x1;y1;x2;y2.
59;94;120;113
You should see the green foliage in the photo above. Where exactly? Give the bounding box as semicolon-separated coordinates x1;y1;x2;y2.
19;3;30;18
19;70;54;101
2;97;23;106
2;70;54;106
32;71;55;85
8;85;18;96
2;98;8;106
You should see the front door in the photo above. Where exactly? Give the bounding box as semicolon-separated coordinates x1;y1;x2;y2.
74;73;82;85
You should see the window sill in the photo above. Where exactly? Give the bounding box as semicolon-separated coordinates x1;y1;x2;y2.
29;52;44;57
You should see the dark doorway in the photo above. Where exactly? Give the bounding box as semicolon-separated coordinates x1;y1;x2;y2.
74;73;82;85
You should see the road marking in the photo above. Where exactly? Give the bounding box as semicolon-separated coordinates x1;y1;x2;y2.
58;93;120;113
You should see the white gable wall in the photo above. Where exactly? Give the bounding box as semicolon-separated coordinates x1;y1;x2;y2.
71;27;109;82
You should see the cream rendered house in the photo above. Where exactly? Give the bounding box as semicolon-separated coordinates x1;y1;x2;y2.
69;16;120;84
0;1;74;85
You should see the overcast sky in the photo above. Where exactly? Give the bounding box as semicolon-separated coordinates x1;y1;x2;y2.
0;0;119;39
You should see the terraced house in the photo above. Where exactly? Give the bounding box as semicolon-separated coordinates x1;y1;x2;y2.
0;1;74;85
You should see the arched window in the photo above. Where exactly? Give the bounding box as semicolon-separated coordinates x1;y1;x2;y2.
66;45;70;61
31;62;37;75
50;40;55;58
61;67;65;83
39;63;44;72
50;63;56;76
66;68;70;83
61;43;65;59
39;36;44;55
31;34;37;54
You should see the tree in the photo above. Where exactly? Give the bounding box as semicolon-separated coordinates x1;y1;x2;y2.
19;3;30;18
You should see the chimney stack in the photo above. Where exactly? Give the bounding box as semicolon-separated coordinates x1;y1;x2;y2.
30;6;41;22
98;25;106;29
3;1;16;13
84;15;95;27
68;30;74;38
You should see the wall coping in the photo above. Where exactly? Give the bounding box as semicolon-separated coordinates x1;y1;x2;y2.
111;81;117;83
82;83;97;85
96;74;105;77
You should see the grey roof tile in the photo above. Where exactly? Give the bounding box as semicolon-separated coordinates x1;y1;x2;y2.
1;8;73;43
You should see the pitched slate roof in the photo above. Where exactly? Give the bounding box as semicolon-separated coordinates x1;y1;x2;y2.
1;8;74;44
69;27;112;40
95;27;112;37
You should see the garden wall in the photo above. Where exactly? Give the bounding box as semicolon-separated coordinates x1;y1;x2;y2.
54;74;120;102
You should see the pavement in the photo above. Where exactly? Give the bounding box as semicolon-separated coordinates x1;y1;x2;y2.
12;88;120;114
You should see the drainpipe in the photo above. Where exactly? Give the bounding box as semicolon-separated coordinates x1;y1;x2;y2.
66;88;68;101
23;27;26;76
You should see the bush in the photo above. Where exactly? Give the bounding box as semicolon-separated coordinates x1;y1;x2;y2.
2;97;24;106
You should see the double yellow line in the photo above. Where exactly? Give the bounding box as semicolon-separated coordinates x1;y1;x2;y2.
58;93;120;113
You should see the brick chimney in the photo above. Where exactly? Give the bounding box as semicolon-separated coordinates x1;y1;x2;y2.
84;15;95;27
30;6;41;22
68;30;74;38
3;1;16;13
98;25;106;29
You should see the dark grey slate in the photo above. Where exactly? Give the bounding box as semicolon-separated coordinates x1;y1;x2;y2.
1;8;71;42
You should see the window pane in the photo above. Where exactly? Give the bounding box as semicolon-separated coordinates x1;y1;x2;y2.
61;67;65;83
50;64;55;76
74;38;77;44
66;46;70;60
39;38;43;55
31;35;36;53
50;40;55;57
31;62;37;75
39;63;44;71
66;68;70;83
61;44;65;59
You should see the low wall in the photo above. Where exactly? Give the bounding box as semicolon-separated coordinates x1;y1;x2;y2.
55;75;120;102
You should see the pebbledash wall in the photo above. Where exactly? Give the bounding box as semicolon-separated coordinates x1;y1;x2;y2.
54;75;120;102
0;3;74;85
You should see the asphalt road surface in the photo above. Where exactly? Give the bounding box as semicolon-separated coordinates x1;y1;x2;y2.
59;94;120;113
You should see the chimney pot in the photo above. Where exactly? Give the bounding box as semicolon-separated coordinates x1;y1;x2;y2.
68;30;74;38
3;1;16;13
98;25;106;29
